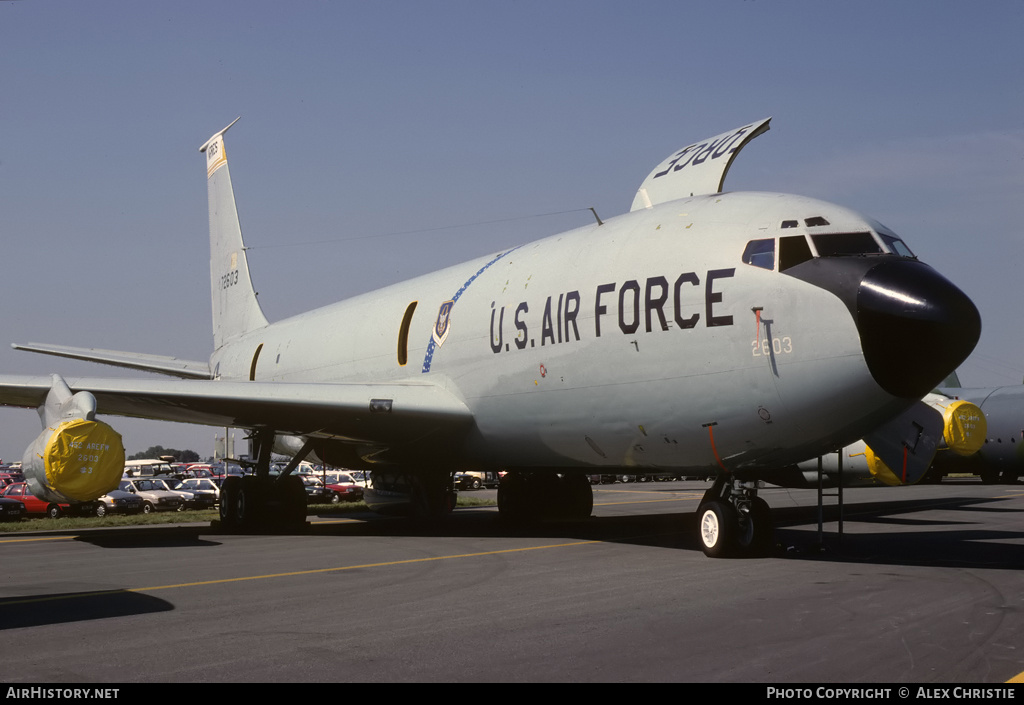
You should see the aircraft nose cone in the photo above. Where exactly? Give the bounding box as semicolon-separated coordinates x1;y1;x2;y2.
856;260;980;398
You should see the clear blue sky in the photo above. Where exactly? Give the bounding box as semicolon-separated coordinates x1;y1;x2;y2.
2;1;1022;460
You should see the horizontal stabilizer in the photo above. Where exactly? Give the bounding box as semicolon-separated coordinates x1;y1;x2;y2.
12;343;211;379
631;118;771;211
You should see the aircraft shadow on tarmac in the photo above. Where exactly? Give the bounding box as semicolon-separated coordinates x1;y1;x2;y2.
70;527;223;550
0;589;174;631
768;495;1023;569
299;493;1023;569
3;493;1015;631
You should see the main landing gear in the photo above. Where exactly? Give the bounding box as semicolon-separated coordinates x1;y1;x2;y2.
408;470;458;519
697;476;774;558
497;471;593;522
217;429;309;533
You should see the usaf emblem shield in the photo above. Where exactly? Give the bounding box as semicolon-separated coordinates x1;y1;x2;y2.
432;300;454;347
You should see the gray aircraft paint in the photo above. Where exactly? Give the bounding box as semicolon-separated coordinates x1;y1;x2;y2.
0;118;980;490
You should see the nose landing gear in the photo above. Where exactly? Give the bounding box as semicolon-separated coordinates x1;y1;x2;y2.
697;477;774;558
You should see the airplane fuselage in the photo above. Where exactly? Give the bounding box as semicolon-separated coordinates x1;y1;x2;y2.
211;191;914;476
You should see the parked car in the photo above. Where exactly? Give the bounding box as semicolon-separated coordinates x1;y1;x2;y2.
0;472;24;487
92;490;144;517
0;495;25;522
324;474;364;503
0;482;72;518
122;459;175;478
174;478;221;503
300;476;333;504
119;478;183;512
454;470;501;490
150;476;217;511
185;463;215;478
454;473;483;490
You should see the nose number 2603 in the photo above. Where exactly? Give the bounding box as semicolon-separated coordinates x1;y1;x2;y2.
752;336;793;357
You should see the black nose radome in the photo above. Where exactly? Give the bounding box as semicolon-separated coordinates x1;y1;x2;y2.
783;256;981;398
855;260;980;398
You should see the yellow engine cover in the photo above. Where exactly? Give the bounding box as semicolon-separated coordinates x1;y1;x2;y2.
43;419;125;501
941;400;986;456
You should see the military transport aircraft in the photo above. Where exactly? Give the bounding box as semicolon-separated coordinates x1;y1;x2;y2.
0;117;982;557
931;377;1024;485
776;372;1022;488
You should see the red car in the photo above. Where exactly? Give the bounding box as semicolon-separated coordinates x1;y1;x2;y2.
324;474;364;503
0;482;73;519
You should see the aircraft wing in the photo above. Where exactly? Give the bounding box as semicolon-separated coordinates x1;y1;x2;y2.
12;342;212;379
0;375;472;446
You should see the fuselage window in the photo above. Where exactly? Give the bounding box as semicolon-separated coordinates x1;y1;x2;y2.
742;239;775;270
811;232;883;257
779;235;813;271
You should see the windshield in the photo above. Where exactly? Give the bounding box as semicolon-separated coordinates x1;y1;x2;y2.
811;232;883;257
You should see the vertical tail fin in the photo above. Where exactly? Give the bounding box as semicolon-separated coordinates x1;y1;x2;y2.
939;370;962;388
199;118;269;350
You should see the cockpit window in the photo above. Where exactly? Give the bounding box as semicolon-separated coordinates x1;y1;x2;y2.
879;233;915;258
779;235;813;271
742;239;775;270
810;232;883;257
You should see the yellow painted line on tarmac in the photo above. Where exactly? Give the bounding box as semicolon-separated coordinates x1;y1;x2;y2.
595;488;702;495
594;492;704;507
0;539;601;607
0;535;77;544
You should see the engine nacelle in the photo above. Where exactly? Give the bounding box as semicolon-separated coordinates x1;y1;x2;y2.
22;418;125;503
21;375;126;504
272;434;323;464
926;396;986;456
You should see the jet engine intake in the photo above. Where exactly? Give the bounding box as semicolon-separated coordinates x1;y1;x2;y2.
927;397;986;456
21;374;125;503
22;417;125;503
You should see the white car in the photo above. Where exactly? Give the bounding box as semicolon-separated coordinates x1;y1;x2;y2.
119;478;183;513
174;477;221;502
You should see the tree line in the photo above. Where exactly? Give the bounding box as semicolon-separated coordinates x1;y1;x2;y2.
127;446;201;463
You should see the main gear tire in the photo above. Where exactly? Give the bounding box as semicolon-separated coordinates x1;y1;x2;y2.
736;497;774;557
698;500;736;558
